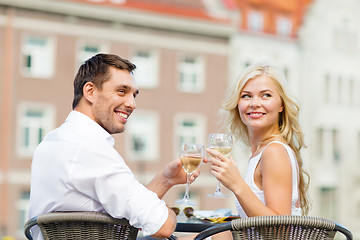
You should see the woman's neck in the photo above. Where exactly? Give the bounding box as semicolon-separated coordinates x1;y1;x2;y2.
249;127;283;156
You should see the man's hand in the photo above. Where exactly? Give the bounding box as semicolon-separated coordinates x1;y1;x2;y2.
163;158;201;186
146;158;203;199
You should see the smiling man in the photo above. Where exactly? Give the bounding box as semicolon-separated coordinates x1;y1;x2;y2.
28;54;193;240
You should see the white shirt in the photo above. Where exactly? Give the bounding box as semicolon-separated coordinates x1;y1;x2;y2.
236;141;302;218
29;111;168;239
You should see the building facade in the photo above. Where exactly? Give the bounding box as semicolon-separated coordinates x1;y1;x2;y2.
1;0;359;239
0;0;234;238
298;0;360;235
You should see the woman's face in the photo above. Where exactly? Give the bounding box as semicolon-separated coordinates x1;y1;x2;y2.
238;75;283;134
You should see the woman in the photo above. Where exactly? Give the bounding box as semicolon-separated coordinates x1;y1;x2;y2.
207;64;310;223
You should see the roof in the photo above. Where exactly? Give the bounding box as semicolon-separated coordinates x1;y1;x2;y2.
68;0;234;23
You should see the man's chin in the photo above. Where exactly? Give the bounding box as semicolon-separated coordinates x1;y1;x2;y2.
105;125;126;135
111;129;125;135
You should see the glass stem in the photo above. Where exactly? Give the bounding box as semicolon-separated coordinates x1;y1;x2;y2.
184;173;191;201
215;180;222;193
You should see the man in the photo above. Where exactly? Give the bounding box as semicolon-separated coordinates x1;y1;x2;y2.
29;53;197;239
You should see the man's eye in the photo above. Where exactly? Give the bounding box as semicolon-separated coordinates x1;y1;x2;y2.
117;90;125;94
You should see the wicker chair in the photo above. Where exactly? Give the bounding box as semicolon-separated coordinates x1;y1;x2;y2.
194;215;353;240
24;211;139;240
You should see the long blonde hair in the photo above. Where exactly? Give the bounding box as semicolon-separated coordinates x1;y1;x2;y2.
222;64;310;215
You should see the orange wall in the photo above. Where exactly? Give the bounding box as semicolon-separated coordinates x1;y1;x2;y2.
236;0;312;37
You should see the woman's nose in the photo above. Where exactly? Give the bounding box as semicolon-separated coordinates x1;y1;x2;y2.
250;97;261;108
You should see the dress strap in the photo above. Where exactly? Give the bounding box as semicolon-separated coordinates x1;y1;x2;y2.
261;140;286;154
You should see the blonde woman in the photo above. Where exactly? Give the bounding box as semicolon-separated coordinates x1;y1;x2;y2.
207;64;310;238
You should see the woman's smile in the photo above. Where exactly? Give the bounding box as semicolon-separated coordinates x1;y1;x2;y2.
247;111;266;119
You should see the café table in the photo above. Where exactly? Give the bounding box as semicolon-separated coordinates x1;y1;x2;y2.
175;217;216;233
174;208;238;233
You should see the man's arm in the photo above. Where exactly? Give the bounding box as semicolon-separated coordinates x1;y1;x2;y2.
146;158;189;198
151;208;177;239
146;158;200;238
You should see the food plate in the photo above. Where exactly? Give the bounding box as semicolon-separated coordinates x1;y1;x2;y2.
203;216;240;223
194;209;240;223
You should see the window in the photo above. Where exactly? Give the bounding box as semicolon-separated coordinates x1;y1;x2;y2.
248;11;264;32
177;56;205;93
317;128;340;162
77;42;109;66
17;103;55;157
126;111;159;161
132;50;159;89
203;0;231;18
174;113;206;156
324;74;330;103
349;78;354;105
276;17;292;37
319;187;336;219
358;132;360;163
317;128;324;158
22;35;55;78
332;129;340;162
17;191;30;233
354;79;360;105
283;67;289;80
334;29;358;53
337;76;342;104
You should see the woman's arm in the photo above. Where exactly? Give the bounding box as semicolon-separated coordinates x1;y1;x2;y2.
207;143;293;217
260;143;293;215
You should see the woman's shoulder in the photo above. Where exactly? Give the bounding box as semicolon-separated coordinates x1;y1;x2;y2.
263;141;288;155
261;141;292;167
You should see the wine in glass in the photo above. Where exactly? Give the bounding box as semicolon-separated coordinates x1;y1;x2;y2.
175;143;204;206
207;133;232;198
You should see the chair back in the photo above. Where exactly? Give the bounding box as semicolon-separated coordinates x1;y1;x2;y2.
24;211;139;240
194;215;353;240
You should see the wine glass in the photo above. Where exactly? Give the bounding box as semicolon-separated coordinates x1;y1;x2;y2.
175;143;204;206
207;133;232;198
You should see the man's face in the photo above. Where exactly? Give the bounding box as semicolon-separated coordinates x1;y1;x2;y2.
91;67;139;134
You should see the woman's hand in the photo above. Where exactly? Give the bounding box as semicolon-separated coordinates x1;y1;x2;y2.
206;148;242;193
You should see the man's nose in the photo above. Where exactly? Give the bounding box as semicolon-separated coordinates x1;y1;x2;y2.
125;95;136;110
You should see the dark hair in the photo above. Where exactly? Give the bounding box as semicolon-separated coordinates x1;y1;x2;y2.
72;53;136;109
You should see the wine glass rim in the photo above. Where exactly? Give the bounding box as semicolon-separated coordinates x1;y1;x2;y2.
209;133;232;136
181;142;204;147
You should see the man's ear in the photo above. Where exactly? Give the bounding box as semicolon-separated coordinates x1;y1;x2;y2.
83;82;96;104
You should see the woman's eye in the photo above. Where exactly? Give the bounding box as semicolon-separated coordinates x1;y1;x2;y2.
241;94;250;99
263;93;271;98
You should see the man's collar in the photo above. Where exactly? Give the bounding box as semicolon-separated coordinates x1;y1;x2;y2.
66;110;115;145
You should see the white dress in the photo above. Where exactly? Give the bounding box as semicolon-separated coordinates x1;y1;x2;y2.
236;141;302;218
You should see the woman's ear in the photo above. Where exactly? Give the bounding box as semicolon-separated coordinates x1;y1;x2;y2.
279;100;284;113
83;82;96;104
279;105;284;113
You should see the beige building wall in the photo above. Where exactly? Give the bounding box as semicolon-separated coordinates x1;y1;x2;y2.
0;0;234;238
4;0;359;239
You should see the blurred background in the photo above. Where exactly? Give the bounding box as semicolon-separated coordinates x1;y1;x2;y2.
0;0;359;239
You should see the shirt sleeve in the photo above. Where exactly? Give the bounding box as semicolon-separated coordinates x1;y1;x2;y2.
70;137;168;236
